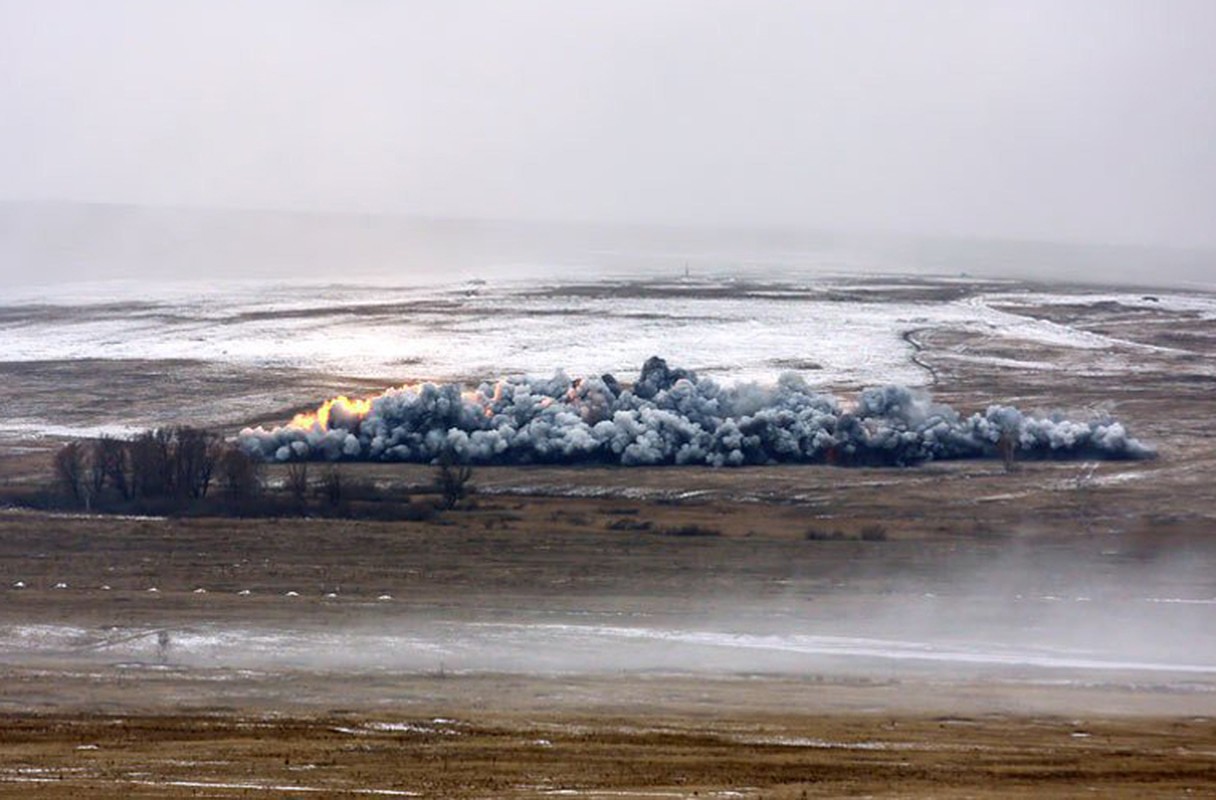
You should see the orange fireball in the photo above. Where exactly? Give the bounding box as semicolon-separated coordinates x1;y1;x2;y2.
289;395;374;431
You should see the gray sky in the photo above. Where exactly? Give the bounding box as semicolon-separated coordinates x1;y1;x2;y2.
3;0;1216;249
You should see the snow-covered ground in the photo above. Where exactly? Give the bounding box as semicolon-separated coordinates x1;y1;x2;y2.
4;611;1215;679
2;274;1213;443
5;277;1212;391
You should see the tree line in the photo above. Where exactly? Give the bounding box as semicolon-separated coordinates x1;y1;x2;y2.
48;428;472;518
52;427;261;511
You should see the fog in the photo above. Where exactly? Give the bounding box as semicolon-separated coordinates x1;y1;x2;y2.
9;541;1216;694
2;1;1216;286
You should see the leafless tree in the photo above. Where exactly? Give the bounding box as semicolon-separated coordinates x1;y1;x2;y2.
171;426;221;499
88;440;107;498
285;460;309;512
321;465;343;508
435;448;473;510
126;427;222;500
129;428;173;498
218;446;262;501
52;442;85;504
92;436;131;500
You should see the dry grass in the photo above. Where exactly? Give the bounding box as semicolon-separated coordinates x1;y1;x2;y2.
1;281;1215;796
0;712;1213;798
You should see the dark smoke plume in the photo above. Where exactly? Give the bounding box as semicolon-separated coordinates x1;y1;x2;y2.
239;357;1154;467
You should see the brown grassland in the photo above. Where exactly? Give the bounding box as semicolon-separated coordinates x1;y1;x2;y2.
0;282;1214;797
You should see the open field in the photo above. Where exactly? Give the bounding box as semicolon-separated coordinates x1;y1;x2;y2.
3;712;1215;798
0;276;1214;796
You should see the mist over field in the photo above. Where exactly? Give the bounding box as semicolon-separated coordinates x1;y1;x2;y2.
4;203;1215;292
2;4;1216;795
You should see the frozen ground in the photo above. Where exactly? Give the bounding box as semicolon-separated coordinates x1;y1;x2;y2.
1;273;1213;440
1;272;1215;715
5;611;1216;680
2;270;1216;797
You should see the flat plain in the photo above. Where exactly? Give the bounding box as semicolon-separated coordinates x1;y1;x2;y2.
1;276;1214;797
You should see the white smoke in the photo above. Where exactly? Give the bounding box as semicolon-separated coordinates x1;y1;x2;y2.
239;357;1155;466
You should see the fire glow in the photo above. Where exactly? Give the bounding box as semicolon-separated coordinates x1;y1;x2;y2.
290;384;504;431
290;396;374;431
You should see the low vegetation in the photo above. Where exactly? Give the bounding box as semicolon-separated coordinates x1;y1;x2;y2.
660;523;722;537
805;524;889;542
35;428;470;520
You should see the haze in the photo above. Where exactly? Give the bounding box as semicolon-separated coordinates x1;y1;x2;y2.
2;0;1215;286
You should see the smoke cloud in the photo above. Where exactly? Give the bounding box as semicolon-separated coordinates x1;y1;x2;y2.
239;358;1154;467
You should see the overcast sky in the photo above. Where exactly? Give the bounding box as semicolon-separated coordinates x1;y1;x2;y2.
3;0;1215;249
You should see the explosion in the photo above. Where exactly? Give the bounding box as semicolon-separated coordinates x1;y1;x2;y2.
288;382;502;433
242;357;1155;467
290;395;374;432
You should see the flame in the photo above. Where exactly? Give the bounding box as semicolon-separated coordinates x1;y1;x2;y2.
287;380;522;431
482;381;506;419
290;395;374;431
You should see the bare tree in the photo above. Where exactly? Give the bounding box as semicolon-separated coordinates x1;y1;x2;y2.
285;460;309;513
88;440;107;499
200;435;222;498
321;465;343;509
52;442;85;504
218;446;262;502
171;426;221;499
92;436;131;500
435;448;473;510
129;428;173;498
57;431;253;512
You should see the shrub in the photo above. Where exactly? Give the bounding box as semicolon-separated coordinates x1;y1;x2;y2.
401;501;438;522
860;524;889;542
661;524;721;537
607;518;653;531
